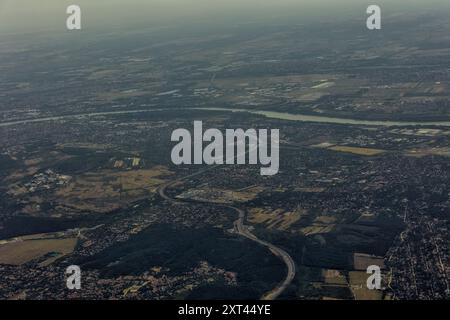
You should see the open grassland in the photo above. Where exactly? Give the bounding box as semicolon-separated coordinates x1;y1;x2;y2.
0;237;77;265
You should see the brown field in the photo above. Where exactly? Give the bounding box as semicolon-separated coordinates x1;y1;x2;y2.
323;269;348;285
406;147;450;158
353;253;385;271
328;146;386;156
349;271;383;300
249;207;305;231
300;224;335;236
54;166;173;213
6;152;71;183
6;166;39;182
0;238;77;266
299;215;337;236
315;269;350;300
24;158;43;166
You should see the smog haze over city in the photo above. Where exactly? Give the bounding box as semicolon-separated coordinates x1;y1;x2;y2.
0;0;449;306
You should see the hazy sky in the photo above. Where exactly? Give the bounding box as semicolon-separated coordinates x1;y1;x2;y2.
1;0;449;36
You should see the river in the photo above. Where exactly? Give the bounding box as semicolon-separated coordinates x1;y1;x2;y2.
1;107;450;128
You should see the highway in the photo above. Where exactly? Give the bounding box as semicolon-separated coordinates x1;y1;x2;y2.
157;174;296;300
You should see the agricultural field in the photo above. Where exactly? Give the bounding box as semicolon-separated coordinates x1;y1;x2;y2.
54;166;173;212
328;146;386;156
349;271;383;300
248;207;305;231
0;236;77;266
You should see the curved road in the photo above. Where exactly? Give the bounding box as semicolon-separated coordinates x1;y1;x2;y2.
157;175;296;300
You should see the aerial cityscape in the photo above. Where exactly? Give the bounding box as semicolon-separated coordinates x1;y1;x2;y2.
0;0;449;302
